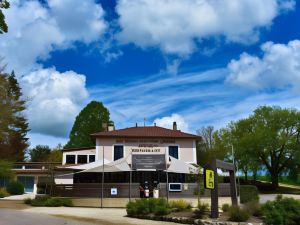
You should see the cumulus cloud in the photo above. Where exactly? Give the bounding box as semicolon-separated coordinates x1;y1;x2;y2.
154;114;189;132
116;0;295;55
1;0;106;74
227;40;300;91
21;68;89;137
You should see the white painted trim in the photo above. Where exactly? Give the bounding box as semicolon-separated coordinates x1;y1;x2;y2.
112;144;125;161
96;139;100;161
167;144;180;160
186;140;197;164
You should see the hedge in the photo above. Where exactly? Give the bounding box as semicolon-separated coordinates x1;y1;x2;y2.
6;181;24;195
240;185;259;203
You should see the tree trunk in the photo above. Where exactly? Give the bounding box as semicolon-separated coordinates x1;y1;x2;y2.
271;173;279;189
253;171;257;181
244;171;248;182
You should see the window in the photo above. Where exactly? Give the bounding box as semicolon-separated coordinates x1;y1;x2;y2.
77;155;87;164
114;145;124;161
89;155;95;163
169;146;179;159
66;155;75;164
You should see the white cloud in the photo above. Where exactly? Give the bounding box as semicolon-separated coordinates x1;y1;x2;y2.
227;40;300;91
0;0;106;74
21;68;89;137
154;114;189;132
116;0;295;55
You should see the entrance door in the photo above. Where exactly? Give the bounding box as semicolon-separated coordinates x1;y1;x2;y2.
17;176;34;193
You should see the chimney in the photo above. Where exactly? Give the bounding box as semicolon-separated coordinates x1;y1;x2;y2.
102;122;108;131
173;121;177;130
135;123;138;127
108;125;115;131
154;122;156;126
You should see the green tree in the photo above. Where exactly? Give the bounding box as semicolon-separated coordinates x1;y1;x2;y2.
0;69;29;161
64;101;111;149
0;0;9;34
48;144;63;162
0;160;14;179
216;106;300;188
29;145;51;162
196;126;228;167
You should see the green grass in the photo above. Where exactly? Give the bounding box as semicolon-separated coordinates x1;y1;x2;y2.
255;176;300;187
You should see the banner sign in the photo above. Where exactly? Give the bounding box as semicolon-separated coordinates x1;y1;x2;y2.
204;169;215;190
132;154;166;170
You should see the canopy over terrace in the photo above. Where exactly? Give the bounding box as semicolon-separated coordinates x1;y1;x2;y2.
65;156;200;174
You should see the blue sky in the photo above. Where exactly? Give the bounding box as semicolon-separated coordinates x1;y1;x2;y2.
1;0;300;148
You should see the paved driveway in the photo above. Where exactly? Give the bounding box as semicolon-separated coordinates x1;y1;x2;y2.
0;209;99;225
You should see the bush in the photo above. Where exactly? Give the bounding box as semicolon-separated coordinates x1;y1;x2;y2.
30;197;73;207
24;198;32;204
244;200;263;217
262;195;300;225
126;198;170;217
169;199;192;211
0;188;9;198
228;206;250;222
193;202;209;219
221;203;230;212
240;185;259;203
6;181;24;195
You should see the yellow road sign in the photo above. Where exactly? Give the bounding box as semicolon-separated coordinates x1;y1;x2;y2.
204;169;215;189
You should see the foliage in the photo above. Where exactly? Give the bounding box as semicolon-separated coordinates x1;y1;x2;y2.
193;202;209;219
196;126;228;167
48;144;63;162
6;181;24;195
214;106;300;188
29;145;51;162
126;198;170;217
228;206;250;222
0;0;9;34
240;185;259;203
0;187;9;198
262;195;300;225
0;160;14;179
23;198;32;204
244;201;263;217
29;196;73;207
169;199;192;211
64;101;111;149
0;69;29;161
221;203;230;212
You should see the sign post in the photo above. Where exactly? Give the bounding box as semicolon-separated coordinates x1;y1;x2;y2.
204;159;237;218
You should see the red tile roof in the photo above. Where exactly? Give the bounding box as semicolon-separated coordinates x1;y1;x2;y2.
91;126;200;139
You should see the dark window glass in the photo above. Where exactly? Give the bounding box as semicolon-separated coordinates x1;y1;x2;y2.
114;145;124;161
89;155;95;163
169;146;179;159
77;155;87;164
66;155;76;164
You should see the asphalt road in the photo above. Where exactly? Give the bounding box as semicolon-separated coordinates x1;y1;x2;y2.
0;209;99;225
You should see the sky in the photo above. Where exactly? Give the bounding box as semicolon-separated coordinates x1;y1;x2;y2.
1;0;300;148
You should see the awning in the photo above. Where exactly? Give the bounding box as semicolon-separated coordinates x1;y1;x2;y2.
66;158;111;170
84;157;131;172
167;156;201;174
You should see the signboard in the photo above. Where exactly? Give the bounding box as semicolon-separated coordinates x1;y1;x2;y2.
131;143;165;155
111;188;117;196
204;169;215;189
132;154;166;170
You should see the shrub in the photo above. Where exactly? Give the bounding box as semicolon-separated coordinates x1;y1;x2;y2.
221;203;230;212
6;181;24;195
24;198;32;204
244;200;263;217
240;185;259;203
193;202;209;219
30;197;73;207
0;188;9;198
169;199;192;211
262;195;300;225
126;198;170;217
228;206;250;222
154;205;170;216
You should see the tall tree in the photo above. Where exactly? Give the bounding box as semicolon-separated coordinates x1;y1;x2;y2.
29;145;51;162
0;69;29;161
0;0;9;34
64;101;111;149
216;106;300;188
